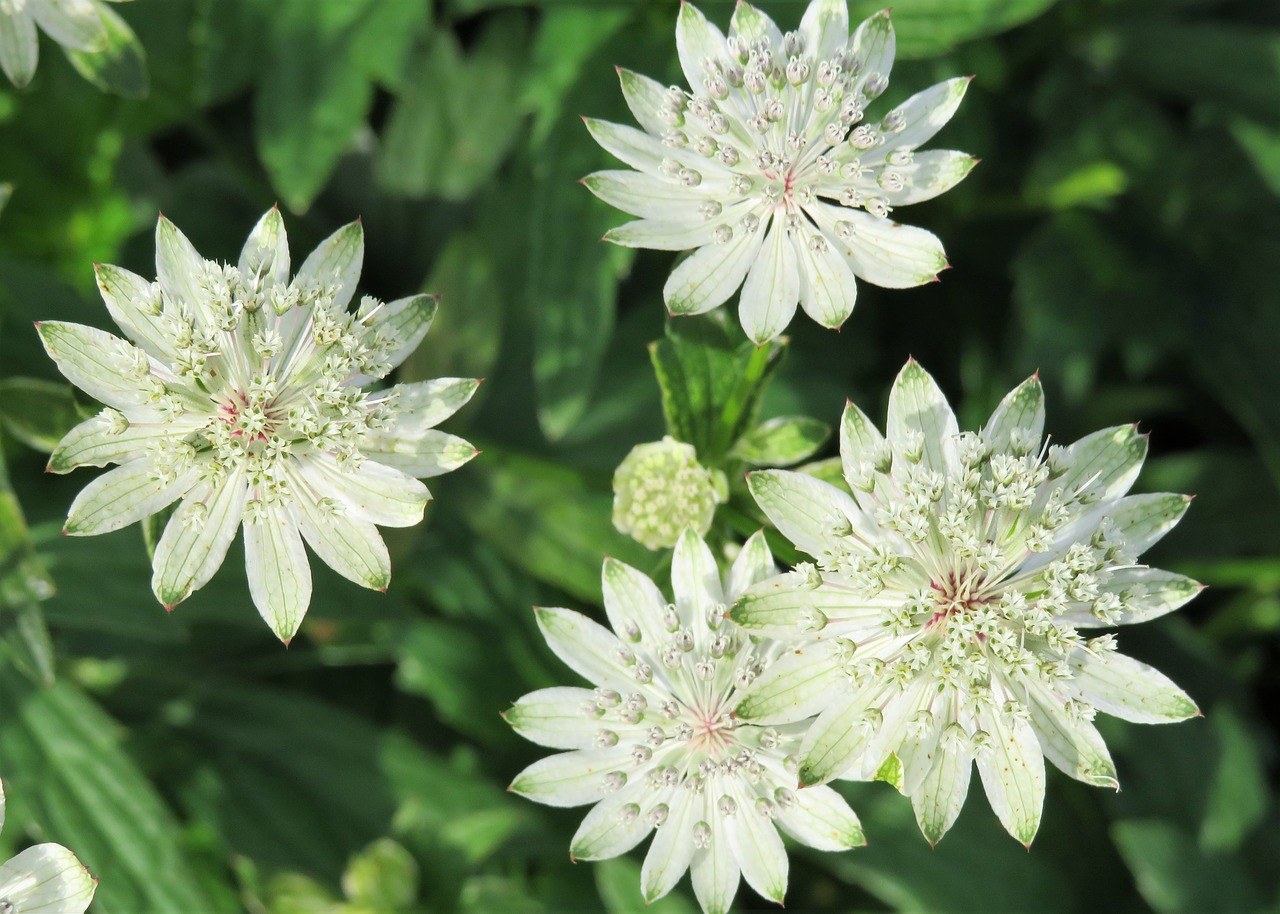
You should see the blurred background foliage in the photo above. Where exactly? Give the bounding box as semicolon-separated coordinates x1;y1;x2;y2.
0;0;1277;911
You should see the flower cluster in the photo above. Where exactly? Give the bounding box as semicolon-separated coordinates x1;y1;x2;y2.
612;437;723;550
0;0;126;88
0;780;96;914
507;531;865;914
733;360;1200;845
586;0;973;343
41;210;478;642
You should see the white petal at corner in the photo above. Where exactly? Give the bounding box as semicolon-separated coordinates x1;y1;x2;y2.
799;0;849;62
0;8;38;87
0;843;96;914
29;0;106;52
773;784;865;851
151;473;247;608
64;459;196;535
509;749;619;809
155;215;211;324
725;785;787;905
974;705;1045;846
663;224;766;316
293;221;364;313
238;207;291;292
738;216;799;344
244;507;312;643
601;556;670;652
692;821;741;914
36;321;160;413
675;2;729;97
297;453;427;528
812;203;947;289
291;492;390;593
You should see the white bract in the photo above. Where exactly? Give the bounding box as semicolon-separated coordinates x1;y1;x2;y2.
41;209;479;643
507;530;864;914
0;0;125;87
585;0;974;343
733;360;1200;846
0;780;96;914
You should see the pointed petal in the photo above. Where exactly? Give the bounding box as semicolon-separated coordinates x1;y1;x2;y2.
734;642;845;724
797;229;858;329
155;215;210;322
849;10;894;95
983;375;1045;453
571;778;656;861
293;490;391;592
888;359;958;474
692;824;741;914
974;706;1045;846
663;222;766;315
0;9;38;87
363;429;477;479
49;414;172;473
1059;425;1148;502
586;118;693;176
618;67;672;136
774;784;865;851
880;77;970;151
585;170;706;221
244;507;311;642
238;207;291;292
738;216;799;344
811;202;947;288
1024;684;1118;789
911;728;971;845
294;221;364;312
641;788;697;905
64;460;195;535
675;2;729;95
723;529;774;601
298;454;428;527
671;528;722;637
1067;648;1199;723
0;843;96;914
883;150;977;206
602;557;670;653
800;0;850;61
37;321;157;412
748;468;874;560
731;577;878;639
152;473;247;607
898;709;945;796
726;790;786;905
509;750;620;808
1103;493;1191;556
358;293;438;379
535;606;634;694
798;694;880;786
372;377;480;430
94;263;176;361
1063;567;1202;629
729;2;783;48
504;686;609;750
30;0;106;52
839;399;887;482
606;216;721;251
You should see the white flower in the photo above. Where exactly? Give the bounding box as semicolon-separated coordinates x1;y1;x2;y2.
733;360;1201;846
40;209;479;642
0;780;96;914
0;0;124;88
507;530;864;914
585;0;974;343
612;437;723;550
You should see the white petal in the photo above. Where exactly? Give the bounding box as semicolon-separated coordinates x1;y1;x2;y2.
37;321;158;412
0;843;96;914
738;216;799;344
731;577;882;640
800;0;850;62
605;216;721;251
48;415;171;473
730;3;783;50
372;377;479;430
839;400;886;484
849;10;894;92
509;750;620;808
1062;567;1202;629
601;557;670;654
504;686;609;750
723;529;774;602
151;473;247;607
586;118;690;176
734;642;845;724
898;701;945;795
292;489;391;592
1023;683;1118;789
796;228;858;329
294;221;364;312
982;374;1045;453
692;821;741;914
535;606;634;694
1059;424;1147;501
571;778;655;861
974;705;1045;846
94;263;176;361
675;2;729;95
1066;648;1199;723
155;215;210;323
617;67;671;135
362;429;477;479
64;459;195;535
0;8;38;87
811;202;947;288
244;508;311;643
725;787;786;905
298;453;427;527
356;293;438;380
774;784;865;851
585;170;707;222
30;0;105;51
663;223;766;316
887;359;958;475
798;692;880;786
238;207;291;292
1101;492;1191;556
671;528;722;642
883;150;977;205
641;788;697;905
747;468;874;560
880;76;970;151
910;730;971;845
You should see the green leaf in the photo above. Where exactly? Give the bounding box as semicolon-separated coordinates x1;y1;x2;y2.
342;838;419;910
0;183;10;218
849;0;1060;58
1230;117;1280;198
0;664;217;913
1112;820;1262;914
64;1;149;98
0;377;85;453
0;438;54;610
1200;707;1269;854
729;415;831;467
649;314;785;466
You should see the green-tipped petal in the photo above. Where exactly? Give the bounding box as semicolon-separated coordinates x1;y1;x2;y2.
880;76;970;151
586;170;705;221
983;374;1045;453
364;429;477;480
974;706;1045;846
734;642;845;724
570;780;655;861
798;695;879;786
295;220;364;312
663;220;765;315
360;293;439;379
602;556;670;651
64;459;194;535
748;468;872;560
37;320;158;413
800;0;850;61
298;454;427;527
1067;648;1199;724
884;150;978;206
738;216;799;344
675;2;728;95
888;359;958;474
729;2;782;47
49;413;171;473
606;216;721;251
641;788;696;904
1060;424;1148;501
774;784;865;851
691;817;740;914
796;226;858;329
1025;686;1118;789
1103;492;1191;556
672;528;723;638
293;493;391;592
504;686;604;750
372;378;480;432
0;9;38;87
849;9;895;95
535;606;634;695
723;529;774;601
238;207;291;291
726;787;787;905
94;263;176;361
911;729;971;845
244;507;311;643
151;474;246;607
31;0;106;52
509;750;617;808
155;215;209;321
617;67;671;136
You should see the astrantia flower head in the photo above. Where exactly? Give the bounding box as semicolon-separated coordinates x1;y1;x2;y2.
40;209;479;642
733;360;1200;846
585;0;974;343
612;437;724;550
0;780;97;913
507;530;865;914
0;0;125;87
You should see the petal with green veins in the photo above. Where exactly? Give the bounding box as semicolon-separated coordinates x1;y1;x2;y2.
64;459;195;535
571;779;655;861
850;10;895;91
888;359;958;474
723;529;774;601
1066;648;1199;724
245;507;311;643
1059;424;1147;501
880;77;970;151
796;227;858;329
1102;492;1191;555
617;67;670;136
911;732;970;845
585;170;707;221
883;150;978;206
811;203;947;288
509;750;618;808
298;454;427;527
1023;684;1118;789
49;416;173;473
37;321;158;413
363;429;477;479
726;787;786;905
151;472;247;607
675;2;729;94
294;221;363;312
734;642;845;724
606;217;722;251
504;686;605;751
1064;567;1202;629
292;492;390;592
774;784;865;851
729;2;782;47
641;788;696;905
535;606;634;694
602;557;670;650
94;263;176;362
155;216;209;322
748;468;871;559
692;818;740;914
663;219;765;315
0;9;38;87
983;375;1045;453
738;217;799;344
238;207;291;292
800;0;849;61
371;377;480;432
0;843;97;914
672;528;723;636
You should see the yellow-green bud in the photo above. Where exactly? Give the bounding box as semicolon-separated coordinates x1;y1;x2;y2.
612;437;721;550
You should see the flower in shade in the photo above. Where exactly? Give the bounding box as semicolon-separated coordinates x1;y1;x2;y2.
40;209;479;642
0;779;96;913
732;360;1200;846
584;0;974;344
507;530;865;914
612;437;724;550
0;0;127;87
